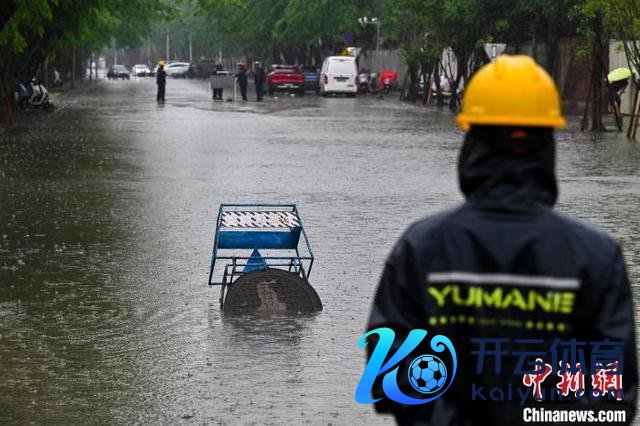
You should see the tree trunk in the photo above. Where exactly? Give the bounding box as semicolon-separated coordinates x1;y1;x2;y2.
434;62;444;106
421;71;430;104
405;63;418;102
449;74;462;112
0;50;14;129
590;13;606;132
545;2;560;79
1;83;14;129
449;50;467;112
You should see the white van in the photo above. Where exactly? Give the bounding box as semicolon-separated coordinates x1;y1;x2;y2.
319;56;358;96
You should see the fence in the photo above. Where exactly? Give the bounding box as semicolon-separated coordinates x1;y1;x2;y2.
357;50;406;80
195;56;245;79
209;74;237;90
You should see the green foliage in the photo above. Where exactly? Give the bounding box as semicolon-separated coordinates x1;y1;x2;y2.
587;0;640;65
198;0;374;62
192;0;588;77
0;0;56;53
0;0;169;127
0;0;169;57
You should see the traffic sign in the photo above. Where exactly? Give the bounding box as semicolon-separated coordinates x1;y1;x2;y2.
344;31;354;45
484;43;506;61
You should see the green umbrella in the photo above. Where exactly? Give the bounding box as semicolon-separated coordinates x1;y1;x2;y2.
607;67;632;83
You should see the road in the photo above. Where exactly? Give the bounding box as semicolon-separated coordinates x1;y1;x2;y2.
1;77;639;424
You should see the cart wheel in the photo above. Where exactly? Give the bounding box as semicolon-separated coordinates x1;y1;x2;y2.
222;268;322;315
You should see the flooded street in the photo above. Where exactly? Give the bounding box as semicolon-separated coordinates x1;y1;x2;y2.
1;77;639;424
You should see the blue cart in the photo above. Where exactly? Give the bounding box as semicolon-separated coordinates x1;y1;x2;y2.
208;204;322;314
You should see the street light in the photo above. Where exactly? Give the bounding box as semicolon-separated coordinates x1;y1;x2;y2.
166;29;170;60
358;16;380;52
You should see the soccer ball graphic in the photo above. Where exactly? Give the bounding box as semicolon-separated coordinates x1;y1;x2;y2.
408;354;447;394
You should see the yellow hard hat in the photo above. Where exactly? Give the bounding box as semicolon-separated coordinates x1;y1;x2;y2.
158;60;165;66
456;55;566;130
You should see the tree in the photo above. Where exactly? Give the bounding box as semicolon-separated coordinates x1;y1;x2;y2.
418;0;492;110
198;0;374;64
0;0;169;128
380;0;442;102
573;0;610;131
604;0;640;73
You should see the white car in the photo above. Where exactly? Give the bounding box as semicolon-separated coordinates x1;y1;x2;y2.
165;62;191;78
319;56;358;97
132;64;151;76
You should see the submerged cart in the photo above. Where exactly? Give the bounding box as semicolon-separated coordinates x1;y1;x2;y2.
208;204;322;314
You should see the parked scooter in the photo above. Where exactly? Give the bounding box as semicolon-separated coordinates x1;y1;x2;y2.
357;71;370;94
369;72;378;93
379;69;398;94
24;78;54;111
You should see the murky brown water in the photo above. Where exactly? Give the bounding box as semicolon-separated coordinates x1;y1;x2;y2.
1;78;639;424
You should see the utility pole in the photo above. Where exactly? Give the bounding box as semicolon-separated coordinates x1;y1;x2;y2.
147;37;151;65
113;39;117;65
189;31;193;63
166;30;170;60
374;18;380;52
71;44;76;89
358;17;381;68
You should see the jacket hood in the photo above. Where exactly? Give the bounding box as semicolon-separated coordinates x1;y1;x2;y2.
458;126;557;210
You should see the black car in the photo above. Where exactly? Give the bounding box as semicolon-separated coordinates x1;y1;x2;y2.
107;65;130;80
299;65;320;92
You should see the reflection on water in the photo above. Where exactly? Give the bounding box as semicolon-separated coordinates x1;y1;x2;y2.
0;79;639;424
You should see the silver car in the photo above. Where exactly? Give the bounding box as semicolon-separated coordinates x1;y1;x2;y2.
132;64;151;76
165;62;191;78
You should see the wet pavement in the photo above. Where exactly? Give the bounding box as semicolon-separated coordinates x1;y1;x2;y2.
1;77;639;424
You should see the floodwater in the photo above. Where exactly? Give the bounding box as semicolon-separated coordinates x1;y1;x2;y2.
1;78;639;424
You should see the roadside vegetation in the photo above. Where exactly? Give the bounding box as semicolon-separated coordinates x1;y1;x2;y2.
3;0;640;129
0;0;168;127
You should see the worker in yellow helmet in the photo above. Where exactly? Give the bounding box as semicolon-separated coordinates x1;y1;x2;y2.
364;55;637;424
456;55;565;129
156;60;166;102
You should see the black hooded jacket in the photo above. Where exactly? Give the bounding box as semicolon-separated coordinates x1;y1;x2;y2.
156;67;166;85
254;66;265;86
366;127;637;425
